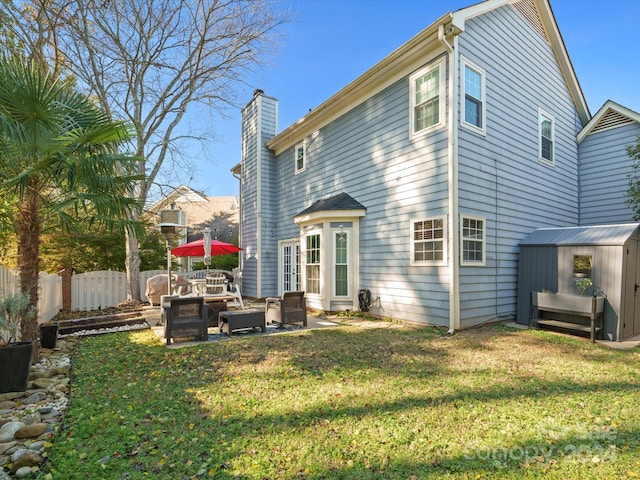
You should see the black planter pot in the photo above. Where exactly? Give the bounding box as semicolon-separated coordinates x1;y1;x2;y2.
0;341;34;394
39;323;59;349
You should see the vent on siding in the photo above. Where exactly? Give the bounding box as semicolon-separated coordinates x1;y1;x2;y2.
591;109;635;134
159;208;186;226
513;0;548;41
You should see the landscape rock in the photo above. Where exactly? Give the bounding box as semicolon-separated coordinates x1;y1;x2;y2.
10;449;43;470
13;467;33;478
0;443;16;456
14;423;47;439
0;335;77;479
0;423;25;443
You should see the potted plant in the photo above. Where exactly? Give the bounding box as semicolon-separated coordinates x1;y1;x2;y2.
39;321;59;349
0;291;37;394
575;278;593;296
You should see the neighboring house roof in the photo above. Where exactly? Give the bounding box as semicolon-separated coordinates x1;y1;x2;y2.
577;100;640;144
266;0;590;155
294;192;366;223
520;224;639;246
148;185;239;229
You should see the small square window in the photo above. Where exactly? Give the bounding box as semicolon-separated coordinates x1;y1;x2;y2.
411;217;446;265
573;255;592;278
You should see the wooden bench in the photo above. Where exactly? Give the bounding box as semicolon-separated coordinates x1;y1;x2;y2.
219;310;266;336
529;291;604;343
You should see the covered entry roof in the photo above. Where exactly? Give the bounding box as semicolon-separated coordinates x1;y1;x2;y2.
294;192;366;224
520;224;639;247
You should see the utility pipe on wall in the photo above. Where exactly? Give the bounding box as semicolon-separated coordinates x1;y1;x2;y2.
438;24;460;334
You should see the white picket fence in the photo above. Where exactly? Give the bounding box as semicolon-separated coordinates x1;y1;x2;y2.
0;266;62;324
0;266;230;318
70;269;170;310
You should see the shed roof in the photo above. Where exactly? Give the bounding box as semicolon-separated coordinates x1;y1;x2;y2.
520;224;639;246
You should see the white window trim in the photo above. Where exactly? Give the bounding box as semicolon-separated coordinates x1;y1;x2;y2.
538;108;555;166
294;140;306;174
460;215;486;267
304;230;321;295
332;229;350;298
409;58;446;138
410;216;447;266
461;57;486;135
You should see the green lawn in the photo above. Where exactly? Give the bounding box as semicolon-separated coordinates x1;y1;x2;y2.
41;323;640;479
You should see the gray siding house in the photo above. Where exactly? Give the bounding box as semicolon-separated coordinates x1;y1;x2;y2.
235;0;640;334
578;101;640;226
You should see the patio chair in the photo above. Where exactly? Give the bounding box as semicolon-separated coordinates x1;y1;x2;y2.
163;297;207;345
205;272;228;296
265;291;307;327
225;274;244;310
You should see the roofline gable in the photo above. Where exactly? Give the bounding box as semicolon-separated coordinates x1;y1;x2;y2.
532;0;590;125
266;11;453;155
148;185;209;213
577;100;640;144
265;0;590;155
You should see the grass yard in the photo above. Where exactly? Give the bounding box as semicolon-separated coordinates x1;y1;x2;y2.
41;322;640;479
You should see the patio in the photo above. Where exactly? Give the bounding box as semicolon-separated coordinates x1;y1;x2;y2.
146;300;340;347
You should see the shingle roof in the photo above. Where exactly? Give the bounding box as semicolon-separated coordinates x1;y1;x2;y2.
296;192;366;217
519;224;639;247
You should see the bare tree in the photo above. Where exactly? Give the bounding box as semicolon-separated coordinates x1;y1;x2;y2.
2;0;288;299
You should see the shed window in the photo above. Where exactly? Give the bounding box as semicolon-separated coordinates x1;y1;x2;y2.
573;255;592;278
411;217;446;265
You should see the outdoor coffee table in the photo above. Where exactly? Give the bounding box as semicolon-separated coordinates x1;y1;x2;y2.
219;310;266;336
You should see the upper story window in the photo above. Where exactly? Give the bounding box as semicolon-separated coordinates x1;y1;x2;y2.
460;216;485;266
538;108;555;165
411;217;446;266
295;141;306;174
462;59;486;133
410;60;445;136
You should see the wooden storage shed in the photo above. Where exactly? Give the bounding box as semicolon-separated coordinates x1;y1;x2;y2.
516;224;640;341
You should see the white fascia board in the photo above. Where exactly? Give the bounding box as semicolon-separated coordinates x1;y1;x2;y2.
294;209;366;226
533;0;590;125
266;13;453;156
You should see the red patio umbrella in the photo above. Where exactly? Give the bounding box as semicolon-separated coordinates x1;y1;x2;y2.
171;238;242;257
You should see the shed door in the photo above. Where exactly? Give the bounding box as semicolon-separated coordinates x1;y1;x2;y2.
623;240;640;338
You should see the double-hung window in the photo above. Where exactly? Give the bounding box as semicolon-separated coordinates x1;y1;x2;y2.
461;216;485;266
334;230;349;297
305;233;320;294
295;141;306;174
410;60;444;135
411;217;446;265
462;59;485;133
538;109;554;165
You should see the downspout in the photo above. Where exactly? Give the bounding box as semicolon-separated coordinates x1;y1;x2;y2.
439;24;460;335
232;170;243;274
255;94;263;298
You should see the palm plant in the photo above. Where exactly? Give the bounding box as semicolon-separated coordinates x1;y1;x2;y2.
0;56;142;342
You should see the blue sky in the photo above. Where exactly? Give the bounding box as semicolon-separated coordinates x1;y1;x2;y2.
185;0;640;197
